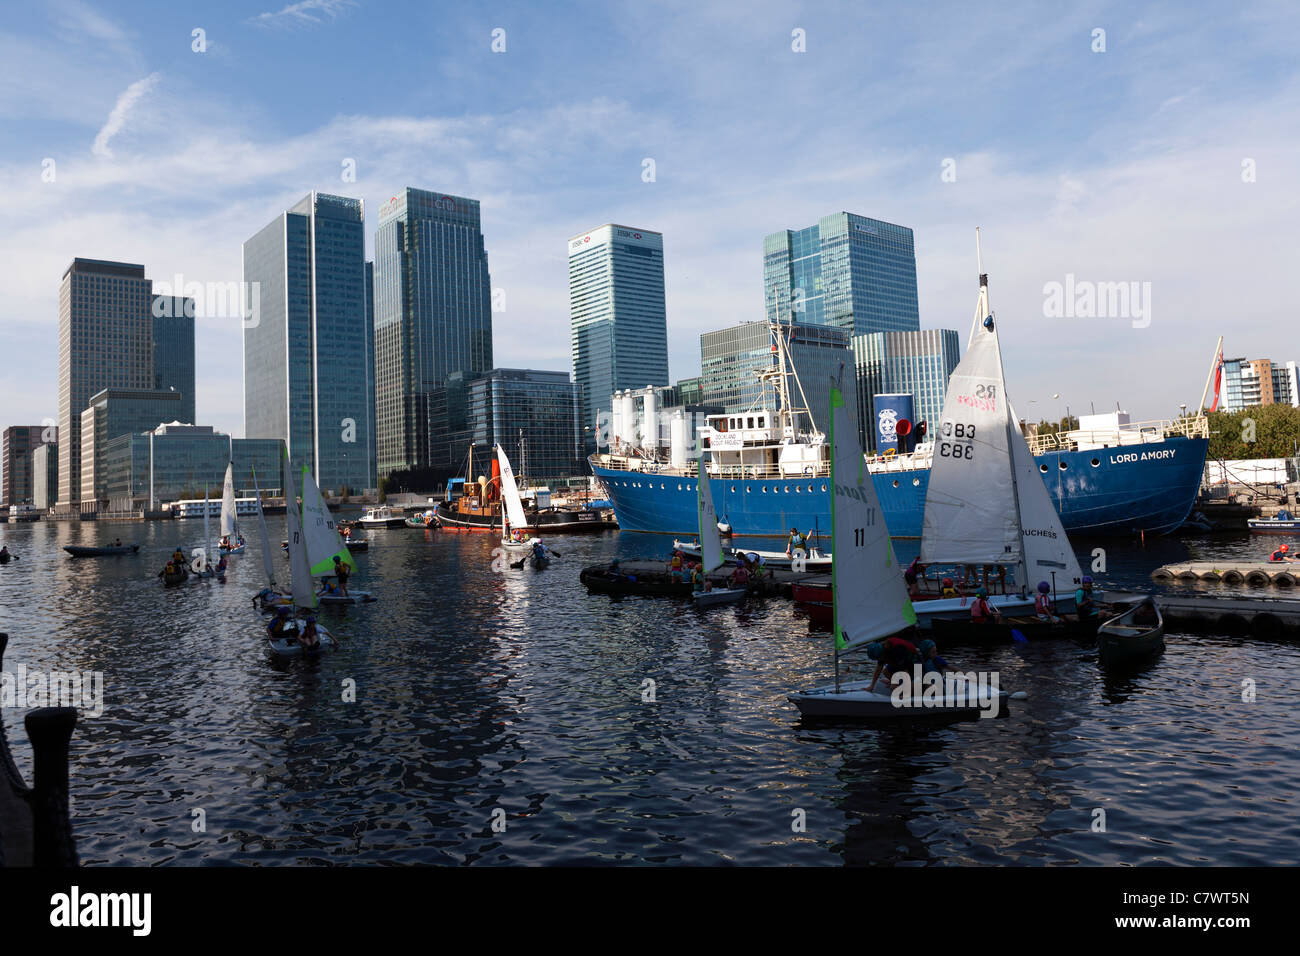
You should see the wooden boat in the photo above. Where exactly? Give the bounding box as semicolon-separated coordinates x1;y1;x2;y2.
64;544;139;557
580;566;694;597
1097;599;1165;666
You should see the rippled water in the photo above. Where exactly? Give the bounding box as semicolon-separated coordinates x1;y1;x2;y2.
0;519;1297;865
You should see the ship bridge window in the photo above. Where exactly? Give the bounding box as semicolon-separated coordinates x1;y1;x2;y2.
747;416;754;428
758;416;765;427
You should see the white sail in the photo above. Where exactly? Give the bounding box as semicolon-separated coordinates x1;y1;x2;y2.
830;385;916;651
203;487;212;569
221;463;237;537
1008;402;1084;590
299;465;355;576
696;449;727;572
284;461;316;609
918;308;1022;571
496;446;529;535
252;466;275;587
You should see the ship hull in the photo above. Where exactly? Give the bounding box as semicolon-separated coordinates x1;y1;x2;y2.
593;436;1209;540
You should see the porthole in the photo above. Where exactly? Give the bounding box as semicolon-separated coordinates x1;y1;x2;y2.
762;485;768;493
913;478;920;486
807;485;814;493
784;485;790;493
746;485;752;493
1039;464;1048;473
677;483;682;490
795;485;801;493
892;479;900;488
1059;461;1068;470
1090;458;1100;467
820;483;827;492
660;483;666;489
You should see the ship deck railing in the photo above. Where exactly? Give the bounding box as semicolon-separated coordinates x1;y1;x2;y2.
590;450;933;480
1026;414;1209;456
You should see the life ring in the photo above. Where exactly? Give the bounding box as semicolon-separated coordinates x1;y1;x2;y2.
803;466;814;477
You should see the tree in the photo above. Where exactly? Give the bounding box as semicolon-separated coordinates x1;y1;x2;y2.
1207;405;1300;460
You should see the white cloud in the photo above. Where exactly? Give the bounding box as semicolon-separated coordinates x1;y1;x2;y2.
91;72;160;159
250;0;357;29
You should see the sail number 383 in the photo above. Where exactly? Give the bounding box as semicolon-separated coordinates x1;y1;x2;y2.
938;421;976;460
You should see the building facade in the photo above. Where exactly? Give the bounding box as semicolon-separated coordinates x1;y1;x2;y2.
763;213;920;336
57;259;156;507
568;224;668;442
32;442;57;510
1222;356;1300;411
2;425;56;507
429;369;583;484
852;329;962;452
373;187;494;477
79;388;184;504
243;192;375;494
151;296;196;426
103;424;284;507
700;321;857;438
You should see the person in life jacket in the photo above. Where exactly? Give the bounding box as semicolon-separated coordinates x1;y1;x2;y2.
1269;543;1297;563
668;551;684;581
866;634;920;692
1074;577;1098;620
904;557;923;596
1034;581;1061;622
729;559;750;590
917;638;951;675
970;588;1001;624
941;576;959;598
299;616;320;650
216;553;228;574
786;527;807;557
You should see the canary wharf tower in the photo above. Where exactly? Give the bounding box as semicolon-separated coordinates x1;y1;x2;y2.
373;188;493;477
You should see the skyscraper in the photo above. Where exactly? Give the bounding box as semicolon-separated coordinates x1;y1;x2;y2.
373;187;493;477
763;213;920;336
852;329;962;452
151;295;196;425
568;224;668;442
2;425;56;506
243;192;375;494
57;259;156;507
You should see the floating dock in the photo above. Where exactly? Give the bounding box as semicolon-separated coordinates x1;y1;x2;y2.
1151;562;1300;586
1109;590;1300;638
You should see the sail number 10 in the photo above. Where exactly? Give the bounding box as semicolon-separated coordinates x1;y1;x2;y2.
938;421;976;460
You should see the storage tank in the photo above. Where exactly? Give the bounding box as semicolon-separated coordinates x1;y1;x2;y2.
621;392;636;448
610;391;624;449
670;411;687;468
644;388;658;451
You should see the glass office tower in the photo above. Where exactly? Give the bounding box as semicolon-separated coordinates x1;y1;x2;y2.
763;213;920;336
152;296;196;425
373;187;494;477
569;224;669;442
852;329;961;452
80;388;184;503
243;192;375;494
57;259;156;507
700;321;856;438
2;425;55;507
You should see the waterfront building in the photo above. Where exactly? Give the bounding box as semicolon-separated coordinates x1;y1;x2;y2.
605;384;722;463
762;213;920;336
700;321;857;438
32;442;56;510
243;192;375;495
57;259;154;508
851;329;962;452
374;188;493;477
1222;357;1300;411
79;388;184;505
102;423;284;507
2;425;56;506
429;369;584;485
568;224;668;441
151;296;196;426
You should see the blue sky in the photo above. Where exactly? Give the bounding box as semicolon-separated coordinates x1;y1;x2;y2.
2;0;1298;438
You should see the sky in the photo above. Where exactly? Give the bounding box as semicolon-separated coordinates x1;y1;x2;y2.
2;0;1298;439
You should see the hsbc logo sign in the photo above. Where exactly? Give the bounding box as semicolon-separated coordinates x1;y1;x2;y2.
615;229;644;240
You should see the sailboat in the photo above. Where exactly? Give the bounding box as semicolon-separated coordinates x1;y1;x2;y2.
218;462;245;553
268;456;337;658
789;386;1010;718
252;466;290;611
912;235;1085;629
195;486;220;578
298;464;375;604
497;446;534;555
693;449;747;607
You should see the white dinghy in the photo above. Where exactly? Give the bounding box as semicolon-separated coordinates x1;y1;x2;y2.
692;448;746;607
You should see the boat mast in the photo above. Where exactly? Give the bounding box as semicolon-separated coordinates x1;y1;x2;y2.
977;234;1031;593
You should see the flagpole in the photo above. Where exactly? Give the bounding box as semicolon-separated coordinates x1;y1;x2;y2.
1197;335;1224;413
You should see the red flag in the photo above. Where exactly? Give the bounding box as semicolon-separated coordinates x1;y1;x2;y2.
1209;345;1224;413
